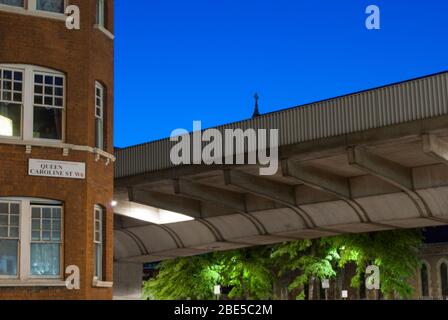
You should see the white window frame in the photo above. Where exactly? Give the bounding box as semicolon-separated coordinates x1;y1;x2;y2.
93;205;104;281
0;0;67;20
29;204;63;279
96;0;105;27
95;81;104;150
0;64;65;143
0;200;21;279
0;67;24;139
0;197;63;283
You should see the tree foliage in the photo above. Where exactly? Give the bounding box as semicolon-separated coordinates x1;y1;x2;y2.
142;229;423;300
332;229;423;298
219;247;274;300
142;254;221;300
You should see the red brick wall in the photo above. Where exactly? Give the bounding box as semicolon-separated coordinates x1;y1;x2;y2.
0;0;114;300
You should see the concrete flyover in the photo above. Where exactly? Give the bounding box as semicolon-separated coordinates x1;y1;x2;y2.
114;71;448;263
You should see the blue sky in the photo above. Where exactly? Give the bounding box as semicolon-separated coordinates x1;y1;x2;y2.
114;0;448;147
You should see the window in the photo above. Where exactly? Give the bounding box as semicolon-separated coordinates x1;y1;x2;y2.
94;205;104;281
420;263;429;297
0;0;24;8
36;0;65;14
96;0;105;27
0;65;65;142
30;206;62;277
0;198;62;281
0;68;22;137
95;82;105;150
0;201;20;277
0;0;65;13
441;261;448;298
33;73;64;140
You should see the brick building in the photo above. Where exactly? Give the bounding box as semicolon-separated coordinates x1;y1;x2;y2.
0;0;115;299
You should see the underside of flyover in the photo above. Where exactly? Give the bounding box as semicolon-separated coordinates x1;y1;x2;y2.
113;71;448;264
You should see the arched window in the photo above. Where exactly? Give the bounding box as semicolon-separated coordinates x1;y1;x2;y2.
420;262;430;297
440;261;448;298
0;64;65;141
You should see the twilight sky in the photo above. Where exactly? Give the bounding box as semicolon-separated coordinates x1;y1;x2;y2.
114;0;448;147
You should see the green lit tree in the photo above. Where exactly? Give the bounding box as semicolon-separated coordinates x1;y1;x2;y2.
142;254;221;300
219;247;274;300
271;239;339;299
333;229;423;299
142;229;423;300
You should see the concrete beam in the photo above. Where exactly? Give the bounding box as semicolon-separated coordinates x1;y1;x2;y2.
224;169;297;207
423;134;448;165
348;146;413;191
282;160;351;198
173;179;247;213
128;187;202;218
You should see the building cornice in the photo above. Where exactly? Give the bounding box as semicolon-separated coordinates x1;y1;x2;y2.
0;138;116;163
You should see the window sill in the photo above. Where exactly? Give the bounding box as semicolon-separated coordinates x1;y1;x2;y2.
94;24;115;40
0;280;67;287
92;279;113;288
0;5;66;21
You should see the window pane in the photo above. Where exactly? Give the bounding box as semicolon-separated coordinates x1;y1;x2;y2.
10;215;19;226
54;77;63;86
42;231;51;241
9;227;18;238
95;243;102;279
10;203;19;215
0;0;24;7
42;219;51;230
36;0;64;13
52;219;61;231
42;208;51;219
0;203;8;214
3;70;12;79
0;227;7;238
32;219;40;230
34;85;43;94
0;215;7;226
3;80;11;90
30;243;60;276
95;118;104;149
52;231;61;241
0;102;21;137
35;74;43;84
32;231;40;241
0;240;18;276
54;97;63;107
33;107;62;140
55;87;63;97
32;207;40;218
52;208;61;219
2;91;11;101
